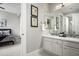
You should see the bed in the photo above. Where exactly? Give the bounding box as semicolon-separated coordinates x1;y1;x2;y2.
0;29;15;45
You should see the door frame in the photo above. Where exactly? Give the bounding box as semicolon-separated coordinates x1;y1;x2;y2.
20;3;27;56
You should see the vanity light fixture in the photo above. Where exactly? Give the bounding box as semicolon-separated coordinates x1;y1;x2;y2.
55;3;72;10
55;3;64;10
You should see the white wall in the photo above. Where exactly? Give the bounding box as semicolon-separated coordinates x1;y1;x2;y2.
0;10;20;36
26;3;48;53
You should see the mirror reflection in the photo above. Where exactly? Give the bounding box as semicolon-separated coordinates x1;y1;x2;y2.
0;17;7;27
42;3;79;37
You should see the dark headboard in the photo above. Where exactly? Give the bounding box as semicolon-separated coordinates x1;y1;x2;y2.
0;29;11;34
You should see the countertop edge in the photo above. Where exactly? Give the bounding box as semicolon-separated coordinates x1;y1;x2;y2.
42;34;79;43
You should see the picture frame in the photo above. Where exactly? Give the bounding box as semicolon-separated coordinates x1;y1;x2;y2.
31;16;38;27
31;5;38;27
31;5;38;16
0;19;7;27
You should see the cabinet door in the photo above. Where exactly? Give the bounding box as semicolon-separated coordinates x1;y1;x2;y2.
51;42;58;55
43;37;58;55
43;39;52;52
57;40;63;56
57;44;63;56
63;46;70;56
42;37;63;56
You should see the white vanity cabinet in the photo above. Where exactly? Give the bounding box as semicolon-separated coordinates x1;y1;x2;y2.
42;35;79;56
63;41;79;56
51;38;58;55
57;40;63;56
42;37;63;56
43;37;58;54
43;38;53;52
42;36;79;56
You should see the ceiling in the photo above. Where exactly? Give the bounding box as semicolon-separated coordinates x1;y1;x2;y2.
0;3;21;16
0;3;79;16
48;3;79;14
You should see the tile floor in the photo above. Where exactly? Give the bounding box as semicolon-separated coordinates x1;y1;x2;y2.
27;49;57;56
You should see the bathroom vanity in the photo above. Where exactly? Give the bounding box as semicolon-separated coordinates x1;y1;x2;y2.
42;34;79;56
42;9;79;56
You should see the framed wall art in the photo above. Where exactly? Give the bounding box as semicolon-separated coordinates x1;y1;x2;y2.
31;16;38;27
31;5;38;27
31;5;38;16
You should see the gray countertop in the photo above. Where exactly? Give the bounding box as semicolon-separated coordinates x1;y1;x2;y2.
42;34;79;43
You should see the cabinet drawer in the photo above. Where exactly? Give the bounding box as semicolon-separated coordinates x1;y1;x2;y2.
43;37;58;43
63;41;79;49
63;46;70;56
58;40;63;45
63;46;79;56
43;40;52;52
70;47;79;56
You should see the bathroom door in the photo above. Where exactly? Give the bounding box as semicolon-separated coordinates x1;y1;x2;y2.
20;3;27;56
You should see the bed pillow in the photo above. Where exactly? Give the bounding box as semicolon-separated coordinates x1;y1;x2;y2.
2;30;11;35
